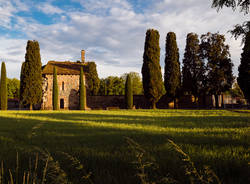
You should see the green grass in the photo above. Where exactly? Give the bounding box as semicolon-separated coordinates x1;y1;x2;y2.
0;110;249;183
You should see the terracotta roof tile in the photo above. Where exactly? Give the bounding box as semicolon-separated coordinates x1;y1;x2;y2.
42;61;88;75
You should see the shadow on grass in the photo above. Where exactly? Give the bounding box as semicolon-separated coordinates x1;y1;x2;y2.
16;111;250;129
0;112;249;184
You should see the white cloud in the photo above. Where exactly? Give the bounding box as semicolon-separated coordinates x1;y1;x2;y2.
0;1;16;28
0;0;30;28
37;2;64;15
74;0;131;12
0;37;27;78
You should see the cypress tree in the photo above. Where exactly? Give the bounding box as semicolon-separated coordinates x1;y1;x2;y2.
52;67;59;110
20;40;42;110
164;32;181;108
238;32;250;103
142;29;164;109
79;67;86;110
86;62;100;95
19;62;25;108
0;62;7;110
182;33;205;101
125;74;133;109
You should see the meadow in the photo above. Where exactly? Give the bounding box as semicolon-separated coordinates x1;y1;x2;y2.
0;110;249;184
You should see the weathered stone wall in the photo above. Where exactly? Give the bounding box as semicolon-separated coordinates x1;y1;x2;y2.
42;74;85;110
87;95;215;109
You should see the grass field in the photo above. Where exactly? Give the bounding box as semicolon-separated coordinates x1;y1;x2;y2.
0;110;249;184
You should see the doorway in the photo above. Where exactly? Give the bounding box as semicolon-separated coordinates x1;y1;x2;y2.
60;99;64;109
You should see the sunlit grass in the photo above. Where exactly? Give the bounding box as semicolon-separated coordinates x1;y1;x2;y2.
0;109;249;183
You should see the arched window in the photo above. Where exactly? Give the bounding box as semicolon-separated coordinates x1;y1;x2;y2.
62;82;64;91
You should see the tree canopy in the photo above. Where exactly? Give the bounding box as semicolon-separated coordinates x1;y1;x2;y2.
7;78;20;99
237;32;250;102
182;33;204;99
164;32;181;108
121;72;143;95
125;74;133;109
212;0;249;13
0;62;7;110
212;0;249;42
86;62;100;95
200;32;234;107
142;29;164;109
20;40;42;110
79;67;86;110
52;67;59;110
105;76;125;95
228;82;245;98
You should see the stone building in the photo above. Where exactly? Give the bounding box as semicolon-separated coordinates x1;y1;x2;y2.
41;50;88;110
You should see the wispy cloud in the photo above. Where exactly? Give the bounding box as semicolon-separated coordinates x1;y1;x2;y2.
37;2;64;15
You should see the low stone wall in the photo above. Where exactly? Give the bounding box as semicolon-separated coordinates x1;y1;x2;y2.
9;94;243;110
87;95;214;109
87;95;150;109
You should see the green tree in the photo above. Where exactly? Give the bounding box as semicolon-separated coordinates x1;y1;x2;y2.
121;72;143;95
52;67;59;110
20;40;42;110
142;29;164;109
105;76;125;95
125;74;133;109
7;78;20;99
229;82;245;98
19;62;25;107
79;67;86;110
200;32;234;108
164;32;181;108
237;32;250;102
98;79;106;95
0;62;7;110
86;62;100;95
182;33;205;102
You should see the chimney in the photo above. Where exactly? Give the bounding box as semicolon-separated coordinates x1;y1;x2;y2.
81;50;85;63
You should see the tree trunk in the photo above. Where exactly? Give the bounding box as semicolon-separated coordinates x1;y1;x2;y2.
214;95;219;109
29;103;33;110
202;94;206;108
194;96;198;109
174;98;177;109
151;101;156;109
221;94;224;109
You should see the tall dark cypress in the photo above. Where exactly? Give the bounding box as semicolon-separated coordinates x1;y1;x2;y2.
79;67;86;110
20;40;42;110
19;62;25;108
0;62;7;110
164;32;181;108
52;67;59;110
142;29;164;109
238;32;250;103
182;33;205;101
125;74;133;109
86;62;100;95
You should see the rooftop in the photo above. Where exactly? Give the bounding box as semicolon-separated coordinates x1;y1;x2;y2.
42;61;88;75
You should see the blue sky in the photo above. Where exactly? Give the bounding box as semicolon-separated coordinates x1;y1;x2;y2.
0;0;248;79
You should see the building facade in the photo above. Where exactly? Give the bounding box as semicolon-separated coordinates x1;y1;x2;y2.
41;50;88;110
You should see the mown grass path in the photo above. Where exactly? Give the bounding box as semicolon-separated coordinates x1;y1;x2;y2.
0;110;249;184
